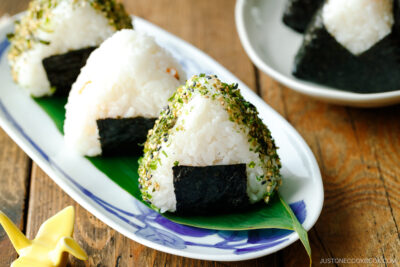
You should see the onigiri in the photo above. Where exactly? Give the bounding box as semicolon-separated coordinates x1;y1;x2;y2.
64;29;186;156
293;0;400;93
7;0;132;97
139;74;282;214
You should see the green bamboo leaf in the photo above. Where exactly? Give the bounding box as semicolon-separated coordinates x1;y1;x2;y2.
33;96;311;262
279;194;311;261
34;96;67;133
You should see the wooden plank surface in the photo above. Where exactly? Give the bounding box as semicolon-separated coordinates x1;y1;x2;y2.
0;0;400;266
0;129;31;266
0;0;32;265
260;76;400;266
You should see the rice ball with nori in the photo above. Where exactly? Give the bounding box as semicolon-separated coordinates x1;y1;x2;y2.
138;75;282;215
7;0;132;97
293;0;400;93
64;29;186;157
323;0;394;55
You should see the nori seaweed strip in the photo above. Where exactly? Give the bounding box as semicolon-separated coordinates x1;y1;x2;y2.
97;117;156;156
42;47;97;96
293;8;400;93
173;164;250;215
282;0;324;33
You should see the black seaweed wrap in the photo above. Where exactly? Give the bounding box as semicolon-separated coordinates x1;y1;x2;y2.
42;47;97;96
293;6;400;93
97;117;156;156
282;0;325;33
173;164;250;215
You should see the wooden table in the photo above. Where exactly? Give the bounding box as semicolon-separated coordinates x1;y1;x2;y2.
1;0;400;266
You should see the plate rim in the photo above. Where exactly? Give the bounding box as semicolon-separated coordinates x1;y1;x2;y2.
0;14;323;261
235;0;400;107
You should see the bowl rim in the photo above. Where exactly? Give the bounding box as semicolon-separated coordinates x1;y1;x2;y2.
234;0;400;107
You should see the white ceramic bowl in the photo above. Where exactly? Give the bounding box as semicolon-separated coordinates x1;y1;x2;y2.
235;0;400;107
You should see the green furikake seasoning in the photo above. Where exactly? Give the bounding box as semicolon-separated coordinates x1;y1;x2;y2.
7;0;132;71
138;74;282;208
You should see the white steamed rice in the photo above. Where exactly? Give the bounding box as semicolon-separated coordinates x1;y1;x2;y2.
64;29;186;156
11;0;118;97
139;75;281;213
323;0;394;55
150;95;269;212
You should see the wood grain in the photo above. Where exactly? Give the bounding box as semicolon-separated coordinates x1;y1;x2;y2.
259;73;400;266
0;1;32;266
0;1;29;17
0;128;31;266
124;0;256;90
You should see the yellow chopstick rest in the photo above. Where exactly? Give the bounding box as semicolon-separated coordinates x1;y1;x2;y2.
0;206;88;267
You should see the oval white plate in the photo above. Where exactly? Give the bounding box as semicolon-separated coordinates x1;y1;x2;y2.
0;16;323;261
235;0;400;107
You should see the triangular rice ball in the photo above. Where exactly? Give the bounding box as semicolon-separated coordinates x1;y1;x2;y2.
8;0;132;97
139;75;281;215
64;30;185;156
293;0;400;93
